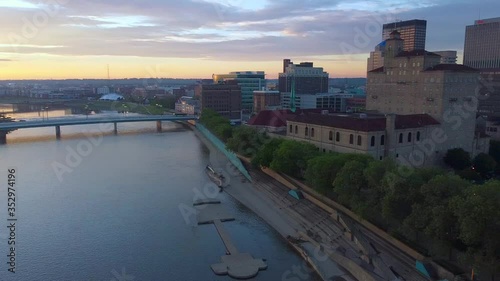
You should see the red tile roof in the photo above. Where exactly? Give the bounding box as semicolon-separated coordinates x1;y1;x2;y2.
287;113;439;132
248;109;334;128
395;114;440;129
247;110;288;127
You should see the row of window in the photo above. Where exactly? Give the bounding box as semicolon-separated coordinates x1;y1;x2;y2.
289;125;423;146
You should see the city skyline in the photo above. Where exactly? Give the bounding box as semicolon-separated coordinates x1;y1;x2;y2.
0;0;499;79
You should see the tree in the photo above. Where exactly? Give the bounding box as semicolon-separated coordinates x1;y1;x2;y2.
251;138;284;168
403;174;469;248
332;160;369;208
270;140;319;177
472;153;497;177
450;181;500;277
305;153;344;192
443;148;471;170
226;126;268;158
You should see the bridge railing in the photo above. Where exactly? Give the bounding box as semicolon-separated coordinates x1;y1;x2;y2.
195;123;252;182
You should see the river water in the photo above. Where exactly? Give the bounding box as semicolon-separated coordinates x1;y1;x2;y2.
0;106;319;281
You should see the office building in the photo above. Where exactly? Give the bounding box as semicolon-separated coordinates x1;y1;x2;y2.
201;83;242;122
433;51;458;64
367;41;386;71
464;17;500;70
253;90;281;113
213;71;265;112
366;31;488;165
278;60;329;94
463;18;500;117
383;19;426;51
281;93;349;112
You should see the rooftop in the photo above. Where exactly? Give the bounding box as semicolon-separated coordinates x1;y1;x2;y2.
424;64;478;72
396;50;440;57
288;113;439;132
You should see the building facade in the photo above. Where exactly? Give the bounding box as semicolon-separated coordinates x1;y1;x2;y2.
175;96;200;115
433;51;458;64
366;31;486;162
463;18;500;118
281;93;348;112
464;17;500;70
279;60;329;94
286;112;443;165
213;71;265;112
253;90;281;113
382;19;427;52
201;83;242;122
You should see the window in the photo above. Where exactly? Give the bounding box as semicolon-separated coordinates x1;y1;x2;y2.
329;131;333;141
305;127;309;136
408;132;412;143
336;132;340;142
295;126;298;134
416;131;421;141
381;135;385;146
289;125;292;133
357;136;362;146
399;133;403;143
371;136;375;147
311;128;315;138
349;134;354;144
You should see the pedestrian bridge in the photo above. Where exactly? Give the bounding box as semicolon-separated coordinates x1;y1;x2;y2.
0;115;198;144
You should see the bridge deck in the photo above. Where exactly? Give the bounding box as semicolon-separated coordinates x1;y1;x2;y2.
0;115;197;130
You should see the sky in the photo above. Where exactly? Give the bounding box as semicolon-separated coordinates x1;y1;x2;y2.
0;0;499;80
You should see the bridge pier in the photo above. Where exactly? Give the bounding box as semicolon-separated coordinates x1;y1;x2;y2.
156;121;162;133
113;122;118;135
0;132;6;145
55;126;61;140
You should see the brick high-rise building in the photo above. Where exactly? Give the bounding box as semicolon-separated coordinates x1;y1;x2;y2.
201;83;242;121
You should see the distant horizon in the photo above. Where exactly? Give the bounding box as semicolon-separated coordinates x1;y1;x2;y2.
0;76;368;82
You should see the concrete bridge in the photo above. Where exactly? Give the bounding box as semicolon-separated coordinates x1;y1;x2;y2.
0;115;197;144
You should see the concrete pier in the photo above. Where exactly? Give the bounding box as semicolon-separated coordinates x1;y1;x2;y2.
113;122;118;135
195;201;268;279
55;126;61;140
156;121;162;133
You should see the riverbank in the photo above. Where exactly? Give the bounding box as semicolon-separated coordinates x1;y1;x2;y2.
190;124;354;281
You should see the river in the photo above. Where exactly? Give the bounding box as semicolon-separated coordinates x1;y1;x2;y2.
0;106;319;281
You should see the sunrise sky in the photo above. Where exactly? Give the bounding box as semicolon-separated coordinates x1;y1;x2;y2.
0;0;499;80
